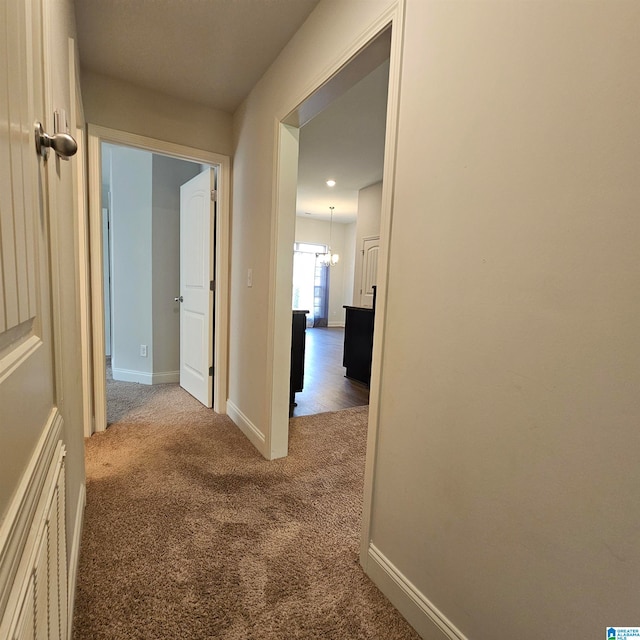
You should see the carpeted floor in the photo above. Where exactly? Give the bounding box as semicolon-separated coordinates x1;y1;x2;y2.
73;378;419;639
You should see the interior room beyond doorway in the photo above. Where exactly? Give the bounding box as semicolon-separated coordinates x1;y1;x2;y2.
101;143;209;387
291;327;369;416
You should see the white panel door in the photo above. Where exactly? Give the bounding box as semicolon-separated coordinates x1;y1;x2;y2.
360;235;380;308
179;170;214;406
0;0;57;510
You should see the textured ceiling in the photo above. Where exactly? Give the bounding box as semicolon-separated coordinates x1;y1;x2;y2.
75;0;389;224
75;0;321;113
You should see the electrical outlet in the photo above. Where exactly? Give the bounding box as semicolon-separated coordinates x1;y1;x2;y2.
247;268;253;287
140;344;148;357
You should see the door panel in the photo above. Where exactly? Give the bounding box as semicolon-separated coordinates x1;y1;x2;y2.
179;170;214;406
0;0;57;514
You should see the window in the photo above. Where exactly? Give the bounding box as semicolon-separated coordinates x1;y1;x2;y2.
292;242;329;327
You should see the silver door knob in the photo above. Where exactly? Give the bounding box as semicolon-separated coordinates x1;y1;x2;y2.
174;296;183;303
34;121;77;159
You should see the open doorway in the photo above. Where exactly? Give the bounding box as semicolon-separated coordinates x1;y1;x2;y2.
289;39;390;418
87;126;230;433
101;144;219;421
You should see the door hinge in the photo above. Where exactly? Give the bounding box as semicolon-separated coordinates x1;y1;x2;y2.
210;280;215;292
211;190;217;202
209;366;214;376
361;250;365;255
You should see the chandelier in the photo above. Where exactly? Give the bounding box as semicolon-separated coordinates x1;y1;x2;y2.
319;206;339;266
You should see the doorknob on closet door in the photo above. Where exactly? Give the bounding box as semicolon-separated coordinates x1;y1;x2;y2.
174;296;183;303
34;121;77;159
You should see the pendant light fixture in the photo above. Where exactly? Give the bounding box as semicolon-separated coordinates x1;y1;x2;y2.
319;206;339;266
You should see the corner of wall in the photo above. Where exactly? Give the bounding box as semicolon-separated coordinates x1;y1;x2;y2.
226;400;268;458
365;544;467;640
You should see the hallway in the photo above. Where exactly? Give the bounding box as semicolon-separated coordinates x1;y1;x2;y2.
73;380;417;639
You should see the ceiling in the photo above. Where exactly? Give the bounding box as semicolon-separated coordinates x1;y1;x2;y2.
74;0;321;113
296;60;389;224
75;0;388;225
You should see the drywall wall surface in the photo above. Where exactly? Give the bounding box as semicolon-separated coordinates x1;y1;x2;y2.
353;181;382;305
369;1;640;638
230;0;396;447
294;216;353;325
342;221;357;307
108;144;154;377
151;155;201;378
81;70;233;156
357;181;383;239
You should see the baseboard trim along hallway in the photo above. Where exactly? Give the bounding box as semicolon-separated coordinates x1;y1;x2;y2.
366;544;468;640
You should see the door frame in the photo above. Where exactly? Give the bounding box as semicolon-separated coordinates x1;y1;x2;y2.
86;125;230;432
269;2;405;565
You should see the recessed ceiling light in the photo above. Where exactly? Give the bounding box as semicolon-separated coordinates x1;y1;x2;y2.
326;179;336;187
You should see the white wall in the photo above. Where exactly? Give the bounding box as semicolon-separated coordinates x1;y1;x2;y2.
152;155;201;378
81;70;233;156
367;1;640;638
353;181;382;305
294;216;354;326
108;144;154;379
232;0;640;636
342;221;356;307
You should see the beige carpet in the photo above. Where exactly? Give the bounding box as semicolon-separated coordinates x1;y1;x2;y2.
73;378;419;639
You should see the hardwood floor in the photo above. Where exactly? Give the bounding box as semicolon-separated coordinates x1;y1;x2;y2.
291;327;369;417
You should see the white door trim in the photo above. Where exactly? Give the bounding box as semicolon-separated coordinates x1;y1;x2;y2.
268;0;405;560
86;125;230;431
358;1;406;571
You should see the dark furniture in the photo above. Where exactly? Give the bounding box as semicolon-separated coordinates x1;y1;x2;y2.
343;305;375;385
290;310;309;411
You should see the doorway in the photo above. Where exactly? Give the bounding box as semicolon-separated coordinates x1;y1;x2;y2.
86;126;230;433
265;13;402;463
288;35;390;419
101;144;208;389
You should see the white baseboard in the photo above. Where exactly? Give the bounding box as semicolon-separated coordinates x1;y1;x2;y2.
226;400;267;458
328;321;345;328
112;368;179;385
67;483;85;640
366;544;468;640
151;370;179;384
112;367;152;385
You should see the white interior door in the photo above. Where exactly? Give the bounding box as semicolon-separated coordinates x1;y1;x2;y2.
360;235;380;308
102;207;112;356
0;0;57;537
179;169;215;406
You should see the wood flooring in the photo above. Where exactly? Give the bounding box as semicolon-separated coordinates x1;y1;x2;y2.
291;327;369;417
